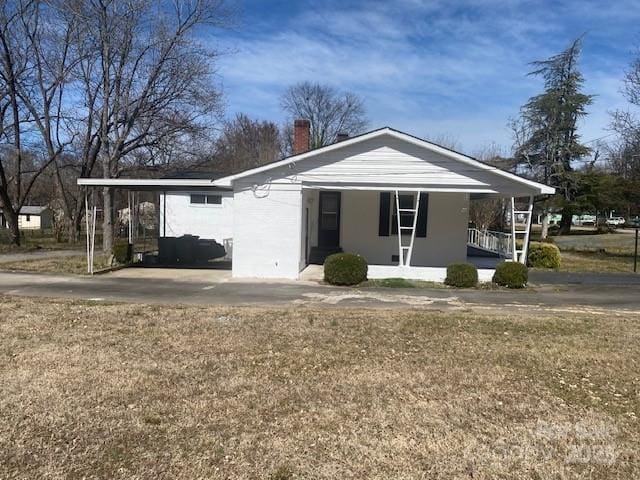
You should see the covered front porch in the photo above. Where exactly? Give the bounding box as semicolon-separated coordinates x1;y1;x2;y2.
300;186;533;281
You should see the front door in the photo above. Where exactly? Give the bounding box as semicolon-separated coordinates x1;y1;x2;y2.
318;191;341;248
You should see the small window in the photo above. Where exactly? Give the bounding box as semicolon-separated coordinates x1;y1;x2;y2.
206;195;222;205
380;193;427;237
26;214;31;222
190;194;205;204
391;194;415;235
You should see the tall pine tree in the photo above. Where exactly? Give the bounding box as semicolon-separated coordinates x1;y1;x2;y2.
513;37;593;236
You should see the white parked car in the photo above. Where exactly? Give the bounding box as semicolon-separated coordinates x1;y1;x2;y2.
606;217;625;226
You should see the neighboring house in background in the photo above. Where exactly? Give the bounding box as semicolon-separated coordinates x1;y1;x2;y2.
78;121;554;282
0;206;52;231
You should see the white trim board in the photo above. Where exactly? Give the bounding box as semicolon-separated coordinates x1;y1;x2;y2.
77;178;230;190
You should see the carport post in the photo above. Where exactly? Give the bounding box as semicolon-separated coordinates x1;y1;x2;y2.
85;193;90;274
84;192;97;274
127;191;133;244
634;228;638;273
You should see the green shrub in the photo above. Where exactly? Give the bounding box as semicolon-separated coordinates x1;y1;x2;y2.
324;253;368;286
444;262;478;288
527;242;561;269
492;261;528;288
112;241;132;264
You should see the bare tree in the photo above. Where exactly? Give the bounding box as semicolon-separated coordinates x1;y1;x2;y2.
60;0;229;253
609;47;640;181
469;144;511;231
427;133;461;151
0;0;77;245
281;81;368;150
212;113;282;173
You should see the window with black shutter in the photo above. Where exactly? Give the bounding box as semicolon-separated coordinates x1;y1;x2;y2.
378;192;390;236
379;192;428;237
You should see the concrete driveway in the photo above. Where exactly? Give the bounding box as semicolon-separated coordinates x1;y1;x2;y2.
1;269;640;314
529;269;640;285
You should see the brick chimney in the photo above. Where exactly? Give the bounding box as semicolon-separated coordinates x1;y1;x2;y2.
293;119;310;155
336;132;349;142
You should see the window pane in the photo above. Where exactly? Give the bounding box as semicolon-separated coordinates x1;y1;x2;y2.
322;213;338;230
206;195;222;204
190;194;205;204
400;212;414;227
391;194;416;234
399;195;414;209
322;196;338;213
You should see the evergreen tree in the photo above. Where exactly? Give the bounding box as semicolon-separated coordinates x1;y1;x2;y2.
513;37;593;236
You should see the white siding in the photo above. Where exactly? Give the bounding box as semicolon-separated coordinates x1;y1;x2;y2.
232;182;302;279
18;214;42;230
159;191;234;257
339;191;468;267
235;135;540;196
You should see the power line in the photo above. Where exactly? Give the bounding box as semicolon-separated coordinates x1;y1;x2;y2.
583;132;617;144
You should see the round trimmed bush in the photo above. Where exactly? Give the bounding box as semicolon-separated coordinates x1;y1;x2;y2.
492;261;528;288
324;253;368;286
527;242;561;269
444;262;478;288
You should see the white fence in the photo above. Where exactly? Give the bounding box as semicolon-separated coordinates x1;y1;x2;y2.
467;228;512;257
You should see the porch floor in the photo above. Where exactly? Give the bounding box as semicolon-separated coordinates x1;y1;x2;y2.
300;256;502;283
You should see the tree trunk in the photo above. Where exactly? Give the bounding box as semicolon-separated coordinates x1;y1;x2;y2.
102;186;113;253
540;211;550;240
70;211;82;243
559;205;573;235
5;208;20;246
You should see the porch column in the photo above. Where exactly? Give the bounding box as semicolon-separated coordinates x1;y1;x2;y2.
510;196;534;264
394;189;421;267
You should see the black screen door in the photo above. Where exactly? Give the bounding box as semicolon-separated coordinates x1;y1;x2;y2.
318;191;341;247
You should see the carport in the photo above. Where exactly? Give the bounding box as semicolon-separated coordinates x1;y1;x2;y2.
77;176;231;274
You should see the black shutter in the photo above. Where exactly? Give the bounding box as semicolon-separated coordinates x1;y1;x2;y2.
379;192;390;236
416;194;429;237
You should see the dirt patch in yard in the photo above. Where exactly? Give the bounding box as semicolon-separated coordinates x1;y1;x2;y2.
0;297;638;479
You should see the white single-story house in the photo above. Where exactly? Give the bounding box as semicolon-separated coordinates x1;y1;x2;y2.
78;122;554;281
0;206;52;231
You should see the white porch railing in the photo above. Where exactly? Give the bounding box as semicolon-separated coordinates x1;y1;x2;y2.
467;228;512;257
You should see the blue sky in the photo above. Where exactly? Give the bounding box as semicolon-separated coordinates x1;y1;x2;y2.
212;0;640;154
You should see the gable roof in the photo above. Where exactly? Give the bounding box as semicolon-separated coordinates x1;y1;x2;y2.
213;127;555;194
19;206;49;215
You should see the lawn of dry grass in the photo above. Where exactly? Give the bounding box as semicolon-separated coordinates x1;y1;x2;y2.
0;231;80;254
553;232;637;256
557;251;636;273
1;297;638;479
0;255;111;274
530;232;639;273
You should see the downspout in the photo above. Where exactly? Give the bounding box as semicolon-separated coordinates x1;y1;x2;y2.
162;191;166;237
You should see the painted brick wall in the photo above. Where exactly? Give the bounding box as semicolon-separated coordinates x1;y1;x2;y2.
160;191;234;257
232;182;302;279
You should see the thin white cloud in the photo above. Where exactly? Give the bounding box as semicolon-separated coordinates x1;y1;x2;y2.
215;0;635;152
